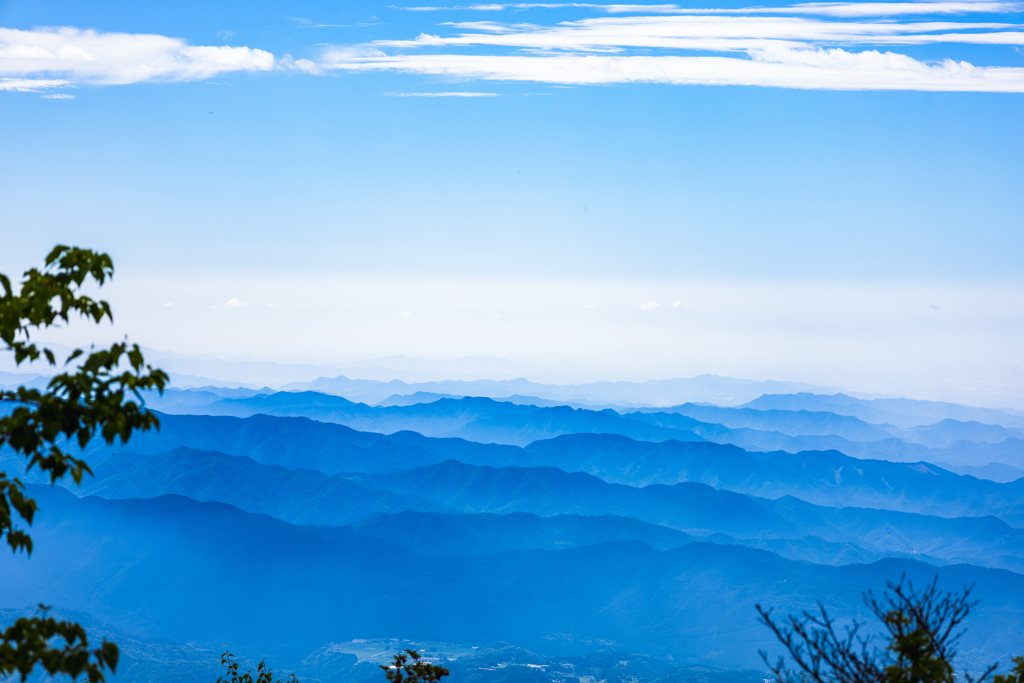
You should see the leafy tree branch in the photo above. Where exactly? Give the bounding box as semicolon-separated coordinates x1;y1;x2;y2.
381;649;450;683
217;650;298;683
0;245;167;682
756;574;999;683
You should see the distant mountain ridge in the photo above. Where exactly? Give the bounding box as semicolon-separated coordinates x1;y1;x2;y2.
139;391;1024;475
7;366;1024;683
5;486;1023;670
519;433;1024;519
59;411;1024;521
356;459;793;538
79;447;452;526
180;393;708;447
627;409;1024;474
632;404;896;441
60;442;1024;569
280;373;843;407
130;389;1024;481
356;459;1024;570
742;393;1024;430
55;446;898;566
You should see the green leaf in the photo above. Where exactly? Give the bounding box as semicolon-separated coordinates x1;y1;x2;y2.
0;245;165;683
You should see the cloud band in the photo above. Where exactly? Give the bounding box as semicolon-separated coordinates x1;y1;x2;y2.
323;48;1024;92
0;27;273;90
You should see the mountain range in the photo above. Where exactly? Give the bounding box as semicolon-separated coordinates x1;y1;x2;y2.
49;439;1024;570
5;486;1023;672
4;382;1024;683
49;410;1024;521
136;391;1024;478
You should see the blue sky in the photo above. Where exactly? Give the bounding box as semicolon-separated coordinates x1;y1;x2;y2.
1;0;1023;406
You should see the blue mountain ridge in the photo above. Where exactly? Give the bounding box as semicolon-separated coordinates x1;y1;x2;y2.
355;459;1024;570
278;374;838;409
741;393;1024;431
145;392;1024;473
517;434;1024;518
165;393;707;447
4;394;1024;681
64;412;1024;520
4;486;1022;671
66;446;1024;569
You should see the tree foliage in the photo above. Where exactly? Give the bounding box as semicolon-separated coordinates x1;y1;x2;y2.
756;574;1001;683
217;650;298;683
994;658;1024;683
0;605;118;683
381;649;450;683
0;245;168;682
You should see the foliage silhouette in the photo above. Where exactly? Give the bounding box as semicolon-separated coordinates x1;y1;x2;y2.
756;574;1004;683
0;245;167;682
994;658;1024;683
217;650;298;683
381;649;450;683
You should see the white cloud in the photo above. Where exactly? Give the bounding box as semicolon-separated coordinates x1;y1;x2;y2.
584;304;597;310
280;54;323;74
385;90;500;96
320;2;1024;92
671;301;682;307
398;1;1024;15
0;27;274;91
640;301;659;310
41;93;75;99
741;2;1024;17
0;77;69;91
226;298;248;307
400;310;413;316
3;4;1018;95
399;4;512;10
380;16;1024;52
323;49;1024;91
165;302;175;308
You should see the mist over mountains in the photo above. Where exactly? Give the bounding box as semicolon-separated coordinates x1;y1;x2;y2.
137;390;1024;479
4;370;1024;682
9;486;1024;672
2;353;849;405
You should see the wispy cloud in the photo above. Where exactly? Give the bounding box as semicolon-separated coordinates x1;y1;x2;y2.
385;90;500;95
0;77;70;91
291;17;355;28
6;2;1022;93
40;92;75;99
226;298;248;307
395;1;1024;16
321;2;1024;91
640;300;659;310
380;16;1024;52
767;1;1024;17
280;54;323;74
322;49;1024;91
0;27;274;91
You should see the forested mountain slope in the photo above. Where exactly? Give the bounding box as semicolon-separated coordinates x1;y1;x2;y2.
4;486;1022;671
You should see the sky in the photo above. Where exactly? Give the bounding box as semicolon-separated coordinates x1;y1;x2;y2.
1;0;1023;407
